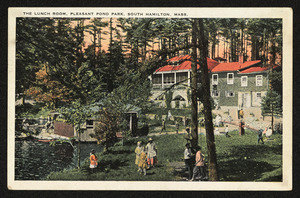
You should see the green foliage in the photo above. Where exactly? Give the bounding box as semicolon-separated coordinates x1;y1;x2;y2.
91;108;119;151
165;90;173;109
49;138;75;147
15;103;51;118
59;100;95;132
97;70;154;136
149;107;191;117
261;90;282;116
261;68;282;116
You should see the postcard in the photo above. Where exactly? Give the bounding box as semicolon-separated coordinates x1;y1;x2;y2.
7;7;293;190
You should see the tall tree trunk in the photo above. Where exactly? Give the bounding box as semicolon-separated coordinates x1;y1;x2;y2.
217;33;220;57
108;18;113;92
230;30;234;62
190;19;198;149
77;127;81;169
244;34;248;61
93;26;97;69
197;18;218;181
98;29;102;66
251;38;256;61
269;31;276;134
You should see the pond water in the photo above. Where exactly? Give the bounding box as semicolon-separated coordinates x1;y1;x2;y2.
15;140;103;180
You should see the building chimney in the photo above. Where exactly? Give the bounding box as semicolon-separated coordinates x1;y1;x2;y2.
238;53;244;63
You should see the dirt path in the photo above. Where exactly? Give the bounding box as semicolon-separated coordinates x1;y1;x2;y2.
148;124;240;137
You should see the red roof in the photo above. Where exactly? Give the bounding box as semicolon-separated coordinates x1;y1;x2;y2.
155;57;219;72
167;55;191;62
211;60;261;72
155;55;262;73
239;65;279;74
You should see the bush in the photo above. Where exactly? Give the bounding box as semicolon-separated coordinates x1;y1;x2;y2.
16;103;50;118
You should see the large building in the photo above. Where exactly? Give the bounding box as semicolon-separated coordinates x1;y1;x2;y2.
150;55;279;120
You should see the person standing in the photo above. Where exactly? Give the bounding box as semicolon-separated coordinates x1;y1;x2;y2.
135;141;142;171
192;146;206;181
239;108;244;120
215;114;222;127
257;129;264;144
184;128;192;144
266;126;272;138
176;120;179;134
167;110;172;120
89;149;98;173
160;119;167;134
184;143;193;180
138;147;148;176
145;138;158;168
225;125;230;137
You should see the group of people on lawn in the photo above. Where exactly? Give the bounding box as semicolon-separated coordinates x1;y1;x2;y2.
184;143;207;181
134;138;158;176
134;134;207;181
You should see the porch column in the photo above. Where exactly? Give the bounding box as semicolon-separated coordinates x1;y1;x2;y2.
129;114;133;132
161;73;164;88
188;71;191;86
174;72;177;84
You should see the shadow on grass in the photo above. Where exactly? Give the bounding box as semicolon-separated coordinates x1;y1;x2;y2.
217;143;282;162
98;158;129;171
145;171;155;176
218;159;276;181
218;144;282;181
109;150;132;155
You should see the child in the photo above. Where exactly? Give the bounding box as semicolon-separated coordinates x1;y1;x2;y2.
134;141;142;170
160;119;167;134
257;129;264;144
225;125;230;137
89;149;98;173
138;147;148;176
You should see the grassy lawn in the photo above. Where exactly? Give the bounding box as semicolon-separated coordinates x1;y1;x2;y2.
47;129;282;181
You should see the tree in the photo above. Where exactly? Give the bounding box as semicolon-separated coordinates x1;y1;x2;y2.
16;18;56;104
59;100;95;169
24;65;71;108
197;18;218;181
190;19;198;149
165;90;173;109
261;89;282;116
92;108;119;151
261;68;282;120
91;69;153;141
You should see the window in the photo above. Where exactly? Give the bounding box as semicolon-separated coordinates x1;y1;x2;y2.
211;90;219;97
176;72;188;83
212;74;218;85
225;91;235;97
152;74;162;84
227;73;234;84
256;75;263;86
241;76;248;87
163;73;175;84
86;120;94;128
256;92;262;103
